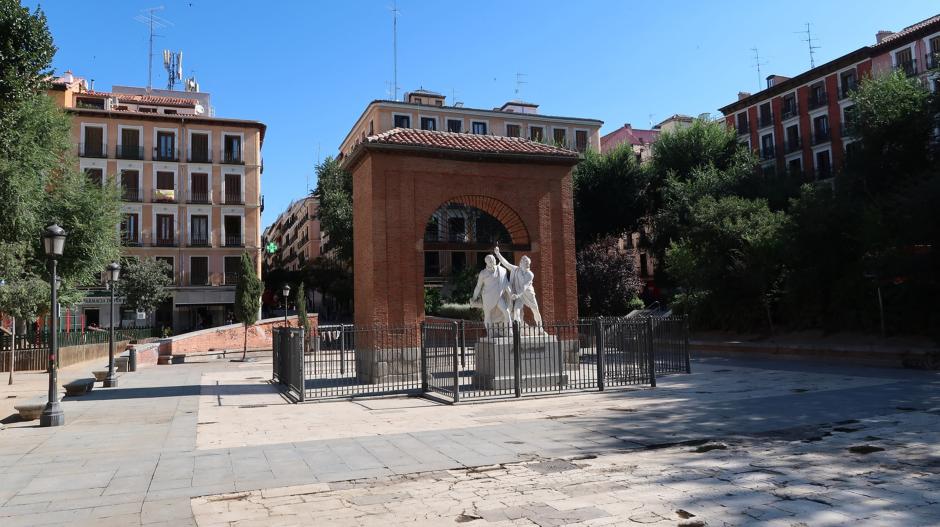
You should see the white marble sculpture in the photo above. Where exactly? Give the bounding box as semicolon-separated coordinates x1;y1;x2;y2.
494;246;543;327
470;254;513;336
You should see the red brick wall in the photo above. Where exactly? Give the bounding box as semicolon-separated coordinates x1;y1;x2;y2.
352;150;579;327
156;315;318;356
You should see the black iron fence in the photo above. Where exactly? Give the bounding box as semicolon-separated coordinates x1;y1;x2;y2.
277;315;690;403
272;327;305;402
1;327;158;372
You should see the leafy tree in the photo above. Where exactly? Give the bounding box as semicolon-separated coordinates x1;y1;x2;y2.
572;143;649;246
314;156;353;262
424;287;442;316
304;256;353;317
575;236;644;316
445;267;478;304
117;258;172;316
294;281;310;350
233;252;263;360
0;0;55;134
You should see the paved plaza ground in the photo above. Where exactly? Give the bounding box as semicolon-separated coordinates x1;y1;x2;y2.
0;351;938;526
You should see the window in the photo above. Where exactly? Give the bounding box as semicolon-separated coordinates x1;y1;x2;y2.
119;128;142;159
190;133;209;162
447;119;462;133
224;256;240;285
190;215;209;246
224;216;242;246
155;171;175;202
842;105;858;137
139;107;157;113
471;121;487;134
815;150;832;179
424;251;440;277
813;115;829;144
393;114;411;128
782;94;797;119
787;158;802;176
84;168;103;186
420;117;437;131
224;174;242;204
553;128;567;146
785;125;800;153
840;70;857;99
156;257;174;283
155;131;175;161
760;134;774;159
120;213;139;245
120;170;140;201
809;83;827;109
435;100;443;107
506;124;521;138
369;120;374;135
190;257;209;286
759;103;772;127
930;36;940;69
155;215;175;246
575;130;588;152
164;109;177;115
190;173;209;203
82;126;105;157
223;135;242;163
529;126;544;142
736;112;749;134
76;97;104;109
895;47;915;75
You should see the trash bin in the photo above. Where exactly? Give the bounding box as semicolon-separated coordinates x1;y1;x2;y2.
128;346;137;372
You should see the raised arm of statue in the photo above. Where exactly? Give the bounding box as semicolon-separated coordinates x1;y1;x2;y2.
494;247;517;272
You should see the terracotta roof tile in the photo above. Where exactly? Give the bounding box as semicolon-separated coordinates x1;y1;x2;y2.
366;128;579;157
874;14;940;48
77;90;198;107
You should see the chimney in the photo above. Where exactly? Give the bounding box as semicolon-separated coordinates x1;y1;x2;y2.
738;91;752;101
876;30;894;44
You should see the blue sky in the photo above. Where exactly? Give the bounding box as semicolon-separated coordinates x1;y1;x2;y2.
28;0;939;228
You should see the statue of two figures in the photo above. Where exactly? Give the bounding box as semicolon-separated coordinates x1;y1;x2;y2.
470;246;543;337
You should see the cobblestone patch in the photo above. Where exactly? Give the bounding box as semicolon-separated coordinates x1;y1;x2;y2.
192;410;940;526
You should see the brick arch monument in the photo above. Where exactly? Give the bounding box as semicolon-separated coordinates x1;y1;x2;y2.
343;129;581;327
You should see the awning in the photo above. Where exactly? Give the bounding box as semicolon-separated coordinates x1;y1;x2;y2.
174;289;235;306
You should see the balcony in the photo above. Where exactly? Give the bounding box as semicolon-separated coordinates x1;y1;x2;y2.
153;148;178;162
190;274;210;286
897;59;918;77
79;143;107;158
808;92;828;110
927;52;940;71
188;151;212;163
121;187;142;202
736;123;750;136
224;235;243;247
189;236;210;248
781;104;799;121
120;234;141;247
153;234;177;247
223;272;239;285
760;146;775;160
784;138;802;154
187;191;211;204
116;144;144;160
223;193;244;205
840;81;858;100
758;114;773;128
222;151;244;165
812;129;831;146
152;189;177;203
840;123;855;138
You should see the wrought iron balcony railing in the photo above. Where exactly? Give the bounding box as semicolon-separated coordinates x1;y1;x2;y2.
79;143;107;158
116;145;144;160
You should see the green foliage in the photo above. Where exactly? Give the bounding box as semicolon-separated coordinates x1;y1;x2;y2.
434;303;483;321
234;252;263;359
424;287;442;316
304;256;353;313
314;156;353;262
295;281;310;350
572;143;649;245
117;258;172;313
0;0;55;133
445;267;478;304
575;236;644;316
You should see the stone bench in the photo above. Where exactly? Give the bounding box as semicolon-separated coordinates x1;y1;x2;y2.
64;378;95;396
114;356;130;372
93;370;109;382
13;398;47;421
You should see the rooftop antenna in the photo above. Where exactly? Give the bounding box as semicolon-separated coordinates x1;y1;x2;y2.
389;0;400;101
648;114;654;127
163;49;183;90
134;6;171;92
797;23;821;69
751;47;768;90
514;72;527;96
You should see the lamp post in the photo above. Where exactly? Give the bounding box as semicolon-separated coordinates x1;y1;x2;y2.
40;224;66;427
281;284;291;327
104;261;121;388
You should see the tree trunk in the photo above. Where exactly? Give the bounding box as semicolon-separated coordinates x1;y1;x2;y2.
242;324;248;361
7;317;14;386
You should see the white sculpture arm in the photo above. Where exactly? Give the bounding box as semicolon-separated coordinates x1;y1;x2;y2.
494;248;517;272
471;272;484;302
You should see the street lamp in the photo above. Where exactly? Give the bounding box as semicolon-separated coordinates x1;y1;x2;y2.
40;224;66;427
281;284;291;327
104;261;121;388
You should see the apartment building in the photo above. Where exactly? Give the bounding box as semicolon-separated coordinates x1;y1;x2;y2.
49;71;265;332
600;115;696;161
719;14;940;180
338;89;603;159
261;196;323;273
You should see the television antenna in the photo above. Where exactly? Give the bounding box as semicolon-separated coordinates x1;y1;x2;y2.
514;72;528;97
134;7;172;92
797;23;821;69
389;0;400;101
163;49;183;90
751;47;768;90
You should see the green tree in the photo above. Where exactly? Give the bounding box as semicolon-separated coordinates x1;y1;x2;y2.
0;0;55;134
117;258;173;316
233;252;263;360
294;281;310;350
575;236;644;316
572;143;649;246
314;156;353;262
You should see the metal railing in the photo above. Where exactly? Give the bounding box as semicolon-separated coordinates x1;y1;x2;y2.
223;193;244;205
808;92;828;109
190;274;210;286
784;138;802;153
223;272;239;285
121;234;141;247
737;123;750;136
224;235;243;247
188;151;211;163
153;236;176;247
189;236;210;247
152;189;177;203
840;81;857;100
153;148;178;162
927;53;940;71
286;316;690;403
761;146;775;160
759;114;773;128
121;188;142;202
896;59;918;77
1;327;158;372
812;129;831;145
273;327;305;401
781;103;799;120
116;145;144;160
222;151;244;164
79;143;107;158
188;191;211;204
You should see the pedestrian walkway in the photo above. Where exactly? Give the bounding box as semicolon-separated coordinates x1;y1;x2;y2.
0;353;937;525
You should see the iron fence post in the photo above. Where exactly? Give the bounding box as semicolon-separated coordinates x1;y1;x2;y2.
271;327;277;383
452;321;460;403
595;318;606;391
297;328;306;403
683;316;692;374
646;317;657;388
513;321;521;398
459;320;466;368
339;324;346;375
419;322;428;393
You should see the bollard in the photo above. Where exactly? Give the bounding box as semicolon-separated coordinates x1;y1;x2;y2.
513;321;521;398
128;346;137;372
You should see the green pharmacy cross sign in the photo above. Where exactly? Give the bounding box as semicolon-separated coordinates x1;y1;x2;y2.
265;242;278;254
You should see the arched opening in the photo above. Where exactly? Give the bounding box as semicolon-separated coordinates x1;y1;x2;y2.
422;196;530;289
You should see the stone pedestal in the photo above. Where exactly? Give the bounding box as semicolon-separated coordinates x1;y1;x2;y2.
355;347;420;385
474;335;568;390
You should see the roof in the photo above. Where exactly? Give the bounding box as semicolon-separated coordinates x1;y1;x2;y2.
65;107;266;144
601;124;659;150
408;89;444;97
343;128;581;169
75;90;198;107
873;14;940;49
